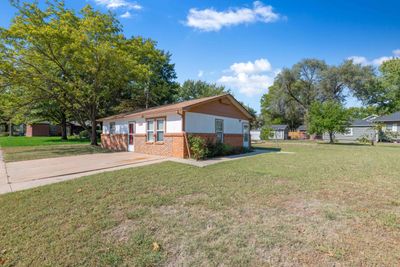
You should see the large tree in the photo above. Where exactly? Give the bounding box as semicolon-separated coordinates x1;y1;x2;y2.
261;58;375;128
307;101;351;143
0;1;173;145
353;58;400;113
176;80;229;101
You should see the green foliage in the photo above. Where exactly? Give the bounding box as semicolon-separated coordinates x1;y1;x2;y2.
188;135;208;160
188;135;251;160
356;134;373;144
260;58;375;128
260;127;273;140
352;59;400;113
307;101;351;143
0;1;178;145
347;106;380;119
177;80;229;101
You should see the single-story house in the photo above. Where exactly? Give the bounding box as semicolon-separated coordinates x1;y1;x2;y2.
98;94;254;158
270;125;289;140
322;118;376;142
374;112;400;132
374;112;400;141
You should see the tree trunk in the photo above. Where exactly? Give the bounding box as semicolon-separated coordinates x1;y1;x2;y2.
61;113;68;140
9;121;13;136
329;132;334;143
90;117;98;146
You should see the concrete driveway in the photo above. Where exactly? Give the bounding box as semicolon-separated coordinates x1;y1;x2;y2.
0;152;167;194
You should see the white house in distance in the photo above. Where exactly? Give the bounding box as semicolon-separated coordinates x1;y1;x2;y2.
98;94;254;158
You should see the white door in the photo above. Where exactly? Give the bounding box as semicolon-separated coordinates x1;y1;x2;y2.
128;122;135;152
243;123;250;147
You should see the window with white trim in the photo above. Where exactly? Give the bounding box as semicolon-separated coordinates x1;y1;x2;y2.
156;119;165;142
344;128;353;136
215;119;224;143
109;122;116;134
146;120;154;142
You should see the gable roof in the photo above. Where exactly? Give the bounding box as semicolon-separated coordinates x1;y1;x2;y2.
374;111;400;122
98;94;255;121
271;124;289;130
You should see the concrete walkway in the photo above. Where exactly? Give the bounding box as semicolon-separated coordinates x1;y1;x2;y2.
0;150;12;194
170;149;279;167
0;152;167;195
0;148;280;195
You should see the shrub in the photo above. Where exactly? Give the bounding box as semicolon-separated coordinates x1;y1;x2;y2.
78;130;90;139
260;127;272;140
356;134;372;144
188;135;208;160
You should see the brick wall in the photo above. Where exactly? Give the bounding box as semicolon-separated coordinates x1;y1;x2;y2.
26;124;50;137
134;133;188;158
101;134;128;151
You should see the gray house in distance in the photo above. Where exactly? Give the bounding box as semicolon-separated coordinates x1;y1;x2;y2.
374;112;400;133
323;118;376;142
270;124;289;140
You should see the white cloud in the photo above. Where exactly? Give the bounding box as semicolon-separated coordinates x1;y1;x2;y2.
186;1;281;32
120;11;132;18
230;58;272;74
197;70;204;78
93;0;142;10
348;49;400;66
392;49;400;57
217;58;277;97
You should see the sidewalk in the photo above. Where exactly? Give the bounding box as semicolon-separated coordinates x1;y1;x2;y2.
0;150;12;194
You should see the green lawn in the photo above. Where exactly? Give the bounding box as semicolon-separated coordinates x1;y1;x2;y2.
1;144;111;162
1;142;400;266
0;136;109;162
0;136;90;147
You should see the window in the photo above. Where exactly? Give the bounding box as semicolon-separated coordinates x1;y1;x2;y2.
387;124;394;132
146;120;154;142
156;119;165;142
344;128;353;136
109;122;116;134
215;119;224;143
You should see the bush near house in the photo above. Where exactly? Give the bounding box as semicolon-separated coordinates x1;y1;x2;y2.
188;135;251;160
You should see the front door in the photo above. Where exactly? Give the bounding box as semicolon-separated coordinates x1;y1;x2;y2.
128;122;135;152
243;123;250;147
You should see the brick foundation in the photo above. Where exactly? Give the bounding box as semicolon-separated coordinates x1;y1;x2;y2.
101;134;128;151
133;133;188;158
101;132;249;158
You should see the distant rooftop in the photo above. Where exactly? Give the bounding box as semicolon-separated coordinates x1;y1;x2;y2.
374;111;400;122
271;124;289;130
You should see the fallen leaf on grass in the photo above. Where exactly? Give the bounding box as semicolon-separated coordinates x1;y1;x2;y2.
152;242;160;251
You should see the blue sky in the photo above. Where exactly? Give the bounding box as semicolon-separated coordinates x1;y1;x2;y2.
1;0;400;112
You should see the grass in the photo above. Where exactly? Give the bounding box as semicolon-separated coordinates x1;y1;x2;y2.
1;144;111;162
1;142;400;266
0;136;108;162
0;136;90;147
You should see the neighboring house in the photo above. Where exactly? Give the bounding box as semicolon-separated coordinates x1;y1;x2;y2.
322;118;376;142
270;125;289;140
374;111;400;133
98;94;254;158
374;112;400;141
26;122;61;137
